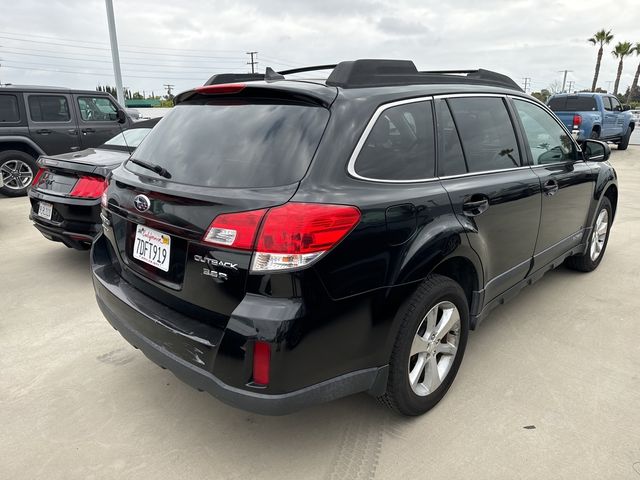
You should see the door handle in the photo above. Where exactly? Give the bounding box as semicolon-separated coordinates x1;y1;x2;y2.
543;180;559;196
36;129;52;134
67;129;78;135
81;128;95;134
462;196;490;217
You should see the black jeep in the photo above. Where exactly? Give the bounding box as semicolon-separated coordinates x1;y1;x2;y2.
92;60;617;416
0;85;132;196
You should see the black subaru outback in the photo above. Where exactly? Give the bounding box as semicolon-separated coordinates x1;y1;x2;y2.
92;60;617;416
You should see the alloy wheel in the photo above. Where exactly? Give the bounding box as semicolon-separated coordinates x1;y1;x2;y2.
589;209;609;261
0;160;34;191
408;301;461;396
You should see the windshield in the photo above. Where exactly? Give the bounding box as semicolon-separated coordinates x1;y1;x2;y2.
548;96;597;112
125;101;329;188
103;128;153;151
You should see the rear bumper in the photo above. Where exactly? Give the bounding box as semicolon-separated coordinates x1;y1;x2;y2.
28;190;101;249
91;234;387;415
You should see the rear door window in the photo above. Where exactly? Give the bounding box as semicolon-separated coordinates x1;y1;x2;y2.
127;101;329;188
28;95;71;122
353;100;435;181
0;95;20;122
447;97;521;173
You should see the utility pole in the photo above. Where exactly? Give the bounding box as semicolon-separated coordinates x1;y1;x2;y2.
105;0;125;106
522;77;531;93
246;51;258;74
163;84;174;97
566;80;575;93
559;70;572;93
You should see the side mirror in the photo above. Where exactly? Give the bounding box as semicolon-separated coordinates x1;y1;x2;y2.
623;104;631;111
582;139;611;162
115;109;127;124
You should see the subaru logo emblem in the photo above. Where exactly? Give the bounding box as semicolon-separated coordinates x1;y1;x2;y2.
133;194;151;212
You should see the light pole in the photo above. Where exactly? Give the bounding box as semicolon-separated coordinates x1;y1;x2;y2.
105;0;125;106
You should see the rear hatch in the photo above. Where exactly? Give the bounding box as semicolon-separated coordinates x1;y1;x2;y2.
105;85;333;323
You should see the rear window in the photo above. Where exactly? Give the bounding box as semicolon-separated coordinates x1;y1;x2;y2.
0;95;20;122
548;96;597;112
126;102;329;188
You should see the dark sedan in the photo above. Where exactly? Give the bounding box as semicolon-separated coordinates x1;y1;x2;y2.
28;118;160;250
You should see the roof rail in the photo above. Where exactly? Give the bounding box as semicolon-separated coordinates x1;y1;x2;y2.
202;60;523;92
278;64;337;76
326;60;523;91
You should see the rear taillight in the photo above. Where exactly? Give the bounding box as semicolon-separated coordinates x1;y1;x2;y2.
252;341;271;386
32;168;45;186
252;203;361;271
573;114;582;128
203;209;268;250
202;203;361;272
70;176;106;199
100;181;109;208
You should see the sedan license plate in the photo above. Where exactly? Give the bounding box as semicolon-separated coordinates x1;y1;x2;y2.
38;201;53;220
133;225;171;272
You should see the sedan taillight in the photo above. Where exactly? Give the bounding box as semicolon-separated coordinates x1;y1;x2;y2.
70;176;106;199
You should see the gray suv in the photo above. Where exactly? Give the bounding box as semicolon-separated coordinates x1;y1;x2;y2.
0;85;132;196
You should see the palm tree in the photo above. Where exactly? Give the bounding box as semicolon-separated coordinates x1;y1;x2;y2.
588;29;614;91
612;41;634;95
628;43;640;103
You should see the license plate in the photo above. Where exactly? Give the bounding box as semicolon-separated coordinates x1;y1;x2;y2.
38;201;53;220
132;225;171;272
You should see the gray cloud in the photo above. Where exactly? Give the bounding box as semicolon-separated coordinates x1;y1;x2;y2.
0;0;638;96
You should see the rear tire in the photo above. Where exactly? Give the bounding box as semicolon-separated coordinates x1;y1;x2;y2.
379;274;469;416
617;127;633;150
565;197;612;272
0;150;38;197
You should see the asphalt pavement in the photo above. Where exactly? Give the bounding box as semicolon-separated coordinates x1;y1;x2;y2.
1;146;639;479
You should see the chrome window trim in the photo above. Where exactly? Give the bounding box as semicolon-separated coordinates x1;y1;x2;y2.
438;165;531;181
346;92;583;185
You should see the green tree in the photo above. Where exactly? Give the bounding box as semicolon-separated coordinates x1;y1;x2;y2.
612;41;634;95
531;89;551;103
588;29;614;91
628;42;640;103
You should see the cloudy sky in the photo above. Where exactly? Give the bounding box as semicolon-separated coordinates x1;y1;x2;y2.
1;0;638;98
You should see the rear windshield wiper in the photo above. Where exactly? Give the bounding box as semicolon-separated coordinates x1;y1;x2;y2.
128;158;172;179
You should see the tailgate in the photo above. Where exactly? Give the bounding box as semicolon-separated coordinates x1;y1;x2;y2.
106;177;298;323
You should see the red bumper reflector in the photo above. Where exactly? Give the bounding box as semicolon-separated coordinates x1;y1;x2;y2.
253;341;271;385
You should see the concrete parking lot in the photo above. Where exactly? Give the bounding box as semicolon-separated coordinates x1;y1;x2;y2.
1;147;640;480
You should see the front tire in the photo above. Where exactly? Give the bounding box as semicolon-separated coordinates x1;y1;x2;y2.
0;150;38;197
379;274;469;416
565;197;612;272
617;127;633;150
